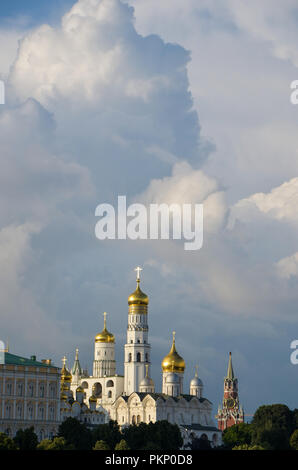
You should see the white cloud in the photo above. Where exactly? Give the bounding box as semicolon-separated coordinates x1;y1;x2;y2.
229;177;298;228
276;252;298;279
137;161;227;233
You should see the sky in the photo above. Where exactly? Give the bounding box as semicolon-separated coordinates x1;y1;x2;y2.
1;0;298;419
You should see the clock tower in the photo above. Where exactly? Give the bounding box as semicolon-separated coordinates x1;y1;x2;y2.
216;352;244;431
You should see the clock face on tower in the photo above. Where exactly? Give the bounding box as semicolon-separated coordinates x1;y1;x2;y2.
226;398;235;409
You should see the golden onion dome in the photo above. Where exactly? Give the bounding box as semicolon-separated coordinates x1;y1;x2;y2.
161;332;185;373
61;382;69;392
89;395;97;403
76;386;84;393
61;357;72;383
60;392;68;402
95;312;115;343
128;279;149;306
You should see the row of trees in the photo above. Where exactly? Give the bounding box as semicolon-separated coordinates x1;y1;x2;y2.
2;404;298;451
222;404;298;450
0;418;183;451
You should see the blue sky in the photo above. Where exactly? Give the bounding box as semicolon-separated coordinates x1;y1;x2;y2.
0;0;75;26
1;0;298;419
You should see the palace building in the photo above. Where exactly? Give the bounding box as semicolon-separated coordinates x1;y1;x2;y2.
64;268;222;447
0;351;61;440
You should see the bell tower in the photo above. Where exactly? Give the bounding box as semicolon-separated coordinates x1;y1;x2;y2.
216;352;244;430
124;267;151;395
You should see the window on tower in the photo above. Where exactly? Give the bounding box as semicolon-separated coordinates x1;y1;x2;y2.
136;353;141;362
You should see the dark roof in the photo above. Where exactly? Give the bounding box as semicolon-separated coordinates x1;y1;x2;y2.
3;352;58;369
180;424;220;432
122;392;212;404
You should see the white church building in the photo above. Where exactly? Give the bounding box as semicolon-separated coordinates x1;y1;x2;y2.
63;268;221;447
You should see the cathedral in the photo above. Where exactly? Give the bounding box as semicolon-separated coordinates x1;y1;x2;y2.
61;268;222;446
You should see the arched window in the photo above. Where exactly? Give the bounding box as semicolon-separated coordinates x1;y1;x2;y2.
17;382;23;396
93;383;102;398
27;404;34;419
6;382;12;396
16;404;23;419
136;353;141;362
28;383;34;397
39;383;45;398
5;404;12;418
145;353;148;362
81;381;89;389
108;391;112;398
137;415;141;424
39;406;45;420
49;407;55;420
49;384;56;398
137;339;140;343
132;415;136;425
107;380;114;388
128;353;132;362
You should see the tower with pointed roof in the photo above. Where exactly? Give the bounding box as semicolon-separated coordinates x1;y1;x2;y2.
216;352;244;430
124;267;151;395
71;348;82;386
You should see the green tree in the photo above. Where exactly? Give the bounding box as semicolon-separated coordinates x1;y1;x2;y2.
58;417;92;450
191;436;212;450
290;429;298;450
37;437;70;450
122;420;182;450
0;432;18;450
13;427;38;450
92;420;121;449
222;423;252;449
93;440;110;450
115;439;130;450
251;404;294;450
232;444;265;450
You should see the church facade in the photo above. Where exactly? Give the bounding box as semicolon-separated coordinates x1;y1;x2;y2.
63;268;222;447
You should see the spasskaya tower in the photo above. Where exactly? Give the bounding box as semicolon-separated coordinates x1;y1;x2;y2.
216;352;244;431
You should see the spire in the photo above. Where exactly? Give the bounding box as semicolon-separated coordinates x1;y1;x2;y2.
71;348;82;376
226;352;234;380
195;364;199;377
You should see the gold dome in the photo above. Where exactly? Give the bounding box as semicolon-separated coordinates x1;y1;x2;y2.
89;395;97;403
61;382;69;392
128;279;149;306
161;332;185;373
60;392;68;401
95;312;115;343
76;386;84;393
61;357;72;383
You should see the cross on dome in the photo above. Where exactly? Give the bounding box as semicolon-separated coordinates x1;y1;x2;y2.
134;266;143;281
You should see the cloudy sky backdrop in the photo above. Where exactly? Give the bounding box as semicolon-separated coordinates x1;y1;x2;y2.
1;0;298;416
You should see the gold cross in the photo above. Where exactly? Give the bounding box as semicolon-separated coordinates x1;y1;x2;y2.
135;266;143;281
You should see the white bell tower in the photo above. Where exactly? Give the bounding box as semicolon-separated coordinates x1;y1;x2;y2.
124;267;151;395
